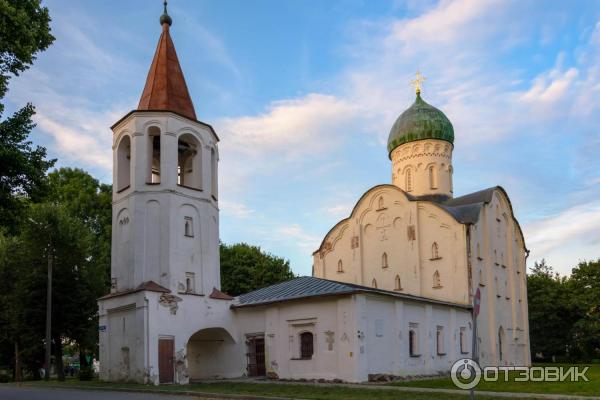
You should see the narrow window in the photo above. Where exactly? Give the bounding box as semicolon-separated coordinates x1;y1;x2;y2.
337;259;343;273
429;165;437;189
184;217;194;237
382;252;388;268
211;147;218;199
394;275;402;291
460;327;467;354
479;269;485;286
185;272;195;293
300;332;313;359
147;127;161;184
371;278;378;289
433;270;441;288
494;250;498;265
409;324;419;356
116;135;131;191
431;242;440;259
177;134;202;190
406;168;413;192
476;243;481;260
378;196;384;209
495;277;500;297
449;165;454;193
498;327;504;361
436;326;445;355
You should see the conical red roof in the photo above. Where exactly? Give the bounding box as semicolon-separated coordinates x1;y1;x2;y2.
138;23;197;120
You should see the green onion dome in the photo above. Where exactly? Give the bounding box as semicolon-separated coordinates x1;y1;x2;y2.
387;92;454;157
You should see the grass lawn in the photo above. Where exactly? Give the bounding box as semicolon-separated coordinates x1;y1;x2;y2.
20;378;549;400
392;363;600;397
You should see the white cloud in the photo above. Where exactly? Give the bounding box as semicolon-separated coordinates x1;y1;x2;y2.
219;200;255;219
524;200;600;274
276;224;321;252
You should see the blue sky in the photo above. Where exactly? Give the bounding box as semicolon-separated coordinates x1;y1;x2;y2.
6;0;600;276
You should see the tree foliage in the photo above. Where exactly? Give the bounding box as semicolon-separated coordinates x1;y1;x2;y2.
220;242;296;296
527;259;600;361
0;0;55;231
0;0;54;100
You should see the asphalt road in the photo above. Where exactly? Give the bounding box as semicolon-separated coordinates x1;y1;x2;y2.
0;386;211;400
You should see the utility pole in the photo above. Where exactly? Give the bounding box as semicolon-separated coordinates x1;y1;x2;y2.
45;248;52;380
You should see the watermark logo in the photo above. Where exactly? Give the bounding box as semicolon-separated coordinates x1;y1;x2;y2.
450;359;590;390
451;358;482;389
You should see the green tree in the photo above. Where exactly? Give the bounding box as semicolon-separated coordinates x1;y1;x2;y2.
527;259;576;361
11;203;94;380
567;259;600;360
0;0;55;231
46;168;112;369
220;242;295;296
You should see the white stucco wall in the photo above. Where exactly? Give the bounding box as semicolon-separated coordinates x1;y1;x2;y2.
313;185;469;306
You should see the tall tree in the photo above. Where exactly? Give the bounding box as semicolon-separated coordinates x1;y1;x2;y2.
567;259;600;360
220;242;296;296
527;259;576;361
0;0;55;231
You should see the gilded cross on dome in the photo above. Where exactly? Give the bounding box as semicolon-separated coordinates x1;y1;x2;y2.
411;71;426;94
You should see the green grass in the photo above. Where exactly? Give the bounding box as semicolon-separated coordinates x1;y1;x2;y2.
19;377;556;400
392;363;600;397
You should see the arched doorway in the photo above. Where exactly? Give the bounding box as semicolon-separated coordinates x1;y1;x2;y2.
187;327;237;381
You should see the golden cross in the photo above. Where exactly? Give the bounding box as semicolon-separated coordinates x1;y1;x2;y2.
411;71;426;94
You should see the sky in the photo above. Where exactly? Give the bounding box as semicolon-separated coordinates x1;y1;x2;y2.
5;0;600;277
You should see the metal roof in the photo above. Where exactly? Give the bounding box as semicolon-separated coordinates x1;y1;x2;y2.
232;276;471;310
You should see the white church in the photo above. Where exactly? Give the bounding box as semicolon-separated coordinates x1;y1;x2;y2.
98;5;531;385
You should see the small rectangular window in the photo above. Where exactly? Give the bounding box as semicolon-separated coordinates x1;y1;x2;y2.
436;326;445;355
184;217;194;237
185;272;195;293
409;323;419;357
460;327;468;354
300;332;314;359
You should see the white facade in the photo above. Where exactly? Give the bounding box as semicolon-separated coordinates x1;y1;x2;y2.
98;9;530;385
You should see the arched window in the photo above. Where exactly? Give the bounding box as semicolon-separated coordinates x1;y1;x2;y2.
300;332;314;359
381;252;388;268
378;196;384;209
337;259;343;273
147;126;161;184
448;165;453;192
477;243;481;259
495;277;500;297
405;168;413;192
177;134;202;190
478;269;485;286
211;147;218;199
116;135;131;191
429;165;437;189
394;275;402;291
371;278;378;288
431;242;440;259
436;326;444;355
433;270;441;288
409;329;418;356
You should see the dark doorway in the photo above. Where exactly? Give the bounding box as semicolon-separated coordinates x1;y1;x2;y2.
246;336;266;377
158;338;174;383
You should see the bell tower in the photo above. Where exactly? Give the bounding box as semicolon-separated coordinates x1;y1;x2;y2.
110;2;220;296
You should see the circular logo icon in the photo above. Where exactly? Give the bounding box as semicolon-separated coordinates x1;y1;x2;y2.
451;358;482;390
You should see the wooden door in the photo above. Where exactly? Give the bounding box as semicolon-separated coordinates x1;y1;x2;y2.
158;338;174;383
246;337;266;376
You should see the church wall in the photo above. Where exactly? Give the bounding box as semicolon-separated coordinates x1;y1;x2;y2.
416;203;468;305
314;185;469;306
363;295;472;377
469;190;530;367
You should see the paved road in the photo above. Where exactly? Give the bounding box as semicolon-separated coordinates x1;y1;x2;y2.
0;386;211;400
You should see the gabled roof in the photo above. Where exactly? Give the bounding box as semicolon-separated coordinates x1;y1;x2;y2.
137;22;197;121
232;276;471;309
